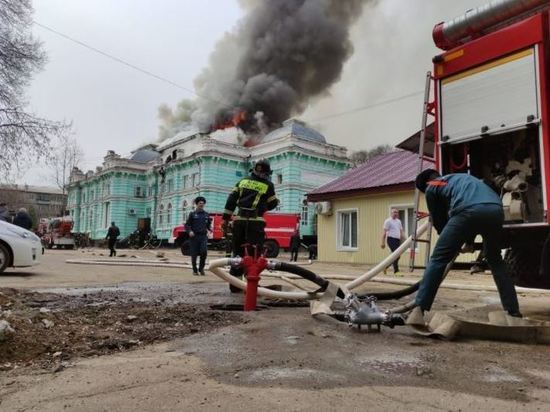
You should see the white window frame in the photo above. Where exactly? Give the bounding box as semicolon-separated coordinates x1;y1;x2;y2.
301;205;309;226
336;208;358;251
388;204;417;251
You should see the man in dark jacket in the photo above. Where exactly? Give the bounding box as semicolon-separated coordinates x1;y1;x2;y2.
106;221;120;257
0;202;11;222
410;169;521;323
185;196;212;276
290;230;300;262
222;159;279;292
13;208;33;230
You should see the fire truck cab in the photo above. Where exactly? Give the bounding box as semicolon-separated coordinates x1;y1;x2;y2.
430;0;550;288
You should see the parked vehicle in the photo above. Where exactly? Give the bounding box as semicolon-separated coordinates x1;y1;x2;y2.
39;216;75;249
427;0;550;288
170;212;300;258
0;220;42;273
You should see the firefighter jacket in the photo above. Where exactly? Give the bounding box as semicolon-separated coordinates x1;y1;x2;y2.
223;174;278;221
185;209;212;235
426;173;502;234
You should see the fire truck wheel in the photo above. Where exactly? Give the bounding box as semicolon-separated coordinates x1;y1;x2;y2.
263;240;279;258
505;244;548;289
0;243;10;273
181;240;191;256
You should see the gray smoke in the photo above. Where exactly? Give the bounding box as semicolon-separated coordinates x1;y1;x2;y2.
190;0;368;134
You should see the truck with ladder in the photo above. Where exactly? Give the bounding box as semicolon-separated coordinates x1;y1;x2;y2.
408;0;550;288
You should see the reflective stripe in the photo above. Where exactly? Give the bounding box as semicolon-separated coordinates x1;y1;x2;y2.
267;195;278;203
231;187;239;193
235;216;265;222
223;209;234;215
428;180;448;187
252;193;262;208
238;179;268;194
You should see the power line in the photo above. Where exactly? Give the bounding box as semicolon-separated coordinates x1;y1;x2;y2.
304;90;424;124
32;20;229;108
33;21;426;125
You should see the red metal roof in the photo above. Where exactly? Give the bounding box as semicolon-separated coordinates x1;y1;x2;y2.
308;150;434;200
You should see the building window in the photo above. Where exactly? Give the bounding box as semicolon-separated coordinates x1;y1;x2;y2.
82;193;86;203
337;210;358;250
276;196;283;211
277;173;283;184
167;203;172;225
192;173;200;187
135;186;144;198
146;207;152;217
90;190;94;201
183;175;188;189
159;204;164;226
104;202;110;227
390;205;415;237
167;179;174;193
301;205;309;226
148;185;153;197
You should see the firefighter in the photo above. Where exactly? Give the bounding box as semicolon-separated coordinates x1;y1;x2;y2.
222;159;279;292
408;169;521;325
185;196;212;276
106;221;120;257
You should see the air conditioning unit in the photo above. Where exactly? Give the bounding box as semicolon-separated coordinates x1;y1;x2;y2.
128;208;136;216
315;201;332;216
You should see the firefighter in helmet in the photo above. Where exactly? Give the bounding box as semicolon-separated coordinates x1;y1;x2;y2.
222;158;279;292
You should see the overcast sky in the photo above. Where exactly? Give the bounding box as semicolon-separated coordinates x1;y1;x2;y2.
22;0;489;185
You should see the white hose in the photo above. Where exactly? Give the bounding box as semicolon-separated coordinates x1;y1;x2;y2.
208;221;430;300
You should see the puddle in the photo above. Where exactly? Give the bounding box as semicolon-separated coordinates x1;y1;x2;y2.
248;367;342;383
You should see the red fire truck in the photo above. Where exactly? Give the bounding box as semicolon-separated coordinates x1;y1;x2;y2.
39;216;75;249
427;0;550;288
170;212;300;258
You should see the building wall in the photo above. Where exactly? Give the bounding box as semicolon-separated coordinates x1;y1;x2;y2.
0;186;66;227
317;190;477;266
68;136;349;241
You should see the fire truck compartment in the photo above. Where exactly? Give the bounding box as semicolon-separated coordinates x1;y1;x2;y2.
441;126;545;225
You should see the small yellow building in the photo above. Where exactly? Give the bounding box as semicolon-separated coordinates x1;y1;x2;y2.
308;150;434;266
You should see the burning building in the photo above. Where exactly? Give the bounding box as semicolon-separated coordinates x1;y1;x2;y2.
67;119;349;241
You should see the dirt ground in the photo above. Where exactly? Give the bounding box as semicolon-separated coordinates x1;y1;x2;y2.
2;248;550;411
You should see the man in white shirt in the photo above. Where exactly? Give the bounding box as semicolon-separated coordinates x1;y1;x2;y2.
380;208;405;275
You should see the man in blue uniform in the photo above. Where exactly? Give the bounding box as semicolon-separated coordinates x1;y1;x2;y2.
413;169;521;318
185;196;212;276
222;159;279;292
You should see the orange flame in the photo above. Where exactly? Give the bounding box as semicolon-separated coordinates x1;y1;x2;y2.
214;110;247;131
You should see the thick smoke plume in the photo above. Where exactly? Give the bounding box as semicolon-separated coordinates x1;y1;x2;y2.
160;0;367;138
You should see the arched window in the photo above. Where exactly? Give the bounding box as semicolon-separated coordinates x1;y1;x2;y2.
167;203;172;225
159;204;164;226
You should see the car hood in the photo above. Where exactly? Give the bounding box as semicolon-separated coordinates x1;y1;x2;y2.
0;220;41;242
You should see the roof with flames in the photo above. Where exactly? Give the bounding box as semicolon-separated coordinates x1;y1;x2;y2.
262;119;326;144
308;150;434;201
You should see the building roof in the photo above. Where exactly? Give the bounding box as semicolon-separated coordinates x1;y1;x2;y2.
308;150;434;200
396;122;435;158
129;148;160;163
262;119;327;144
0;184;64;195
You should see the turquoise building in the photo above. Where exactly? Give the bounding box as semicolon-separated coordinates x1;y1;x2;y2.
67;119;350;241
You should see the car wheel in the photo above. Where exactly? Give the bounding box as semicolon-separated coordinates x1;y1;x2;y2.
263;240;279;258
0;243;10;273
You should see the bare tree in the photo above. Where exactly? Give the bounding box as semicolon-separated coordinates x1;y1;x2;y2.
350;144;393;166
48;133;83;198
0;0;68;180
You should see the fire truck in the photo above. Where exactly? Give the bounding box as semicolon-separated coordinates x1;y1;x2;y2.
170;212;300;258
426;0;550;288
39;216;75;249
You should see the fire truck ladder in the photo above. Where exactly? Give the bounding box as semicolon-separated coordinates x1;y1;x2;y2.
409;71;435;272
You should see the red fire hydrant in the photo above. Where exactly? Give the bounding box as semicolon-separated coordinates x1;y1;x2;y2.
241;246;268;311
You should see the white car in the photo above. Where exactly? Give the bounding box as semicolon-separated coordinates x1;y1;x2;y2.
0;220;43;273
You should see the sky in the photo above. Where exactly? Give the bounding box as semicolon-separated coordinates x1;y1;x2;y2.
22;0;489;185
